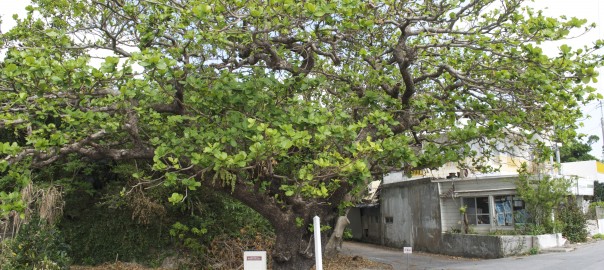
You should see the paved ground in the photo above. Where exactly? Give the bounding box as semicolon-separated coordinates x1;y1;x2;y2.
341;241;474;270
341;240;604;270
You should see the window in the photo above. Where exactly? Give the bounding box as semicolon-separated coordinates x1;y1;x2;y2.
385;216;394;224
494;195;526;226
463;197;490;225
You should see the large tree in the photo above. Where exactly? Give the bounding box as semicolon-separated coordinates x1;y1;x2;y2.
559;134;599;162
1;1;602;269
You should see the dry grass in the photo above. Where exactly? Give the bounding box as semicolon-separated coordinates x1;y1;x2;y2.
2;183;65;238
128;189;166;225
205;234;275;269
70;254;393;270
70;262;168;270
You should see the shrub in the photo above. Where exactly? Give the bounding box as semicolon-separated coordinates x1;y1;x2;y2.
0;218;71;270
593;233;604;240
558;198;588;243
587;201;604;219
515;165;571;233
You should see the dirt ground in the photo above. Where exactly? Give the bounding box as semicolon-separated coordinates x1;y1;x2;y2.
70;254;393;270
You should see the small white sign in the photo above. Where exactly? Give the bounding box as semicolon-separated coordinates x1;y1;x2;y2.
244;251;267;270
403;247;412;254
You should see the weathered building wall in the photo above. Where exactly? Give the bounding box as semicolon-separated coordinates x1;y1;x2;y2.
440;197;462;233
380;179;441;253
356;206;381;244
347;208;363;240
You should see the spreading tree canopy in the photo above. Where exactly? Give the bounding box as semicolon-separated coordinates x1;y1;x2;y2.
1;1;602;269
559;134;599;162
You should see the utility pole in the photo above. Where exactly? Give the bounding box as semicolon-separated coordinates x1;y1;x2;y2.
600;100;604;161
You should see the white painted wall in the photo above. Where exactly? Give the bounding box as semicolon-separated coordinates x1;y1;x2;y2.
562;160;604;182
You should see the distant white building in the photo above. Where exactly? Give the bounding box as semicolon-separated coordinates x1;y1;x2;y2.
561;160;604;183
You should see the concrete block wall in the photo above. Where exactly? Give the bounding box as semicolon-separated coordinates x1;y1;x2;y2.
440;233;564;258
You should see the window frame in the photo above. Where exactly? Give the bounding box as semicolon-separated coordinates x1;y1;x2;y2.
462;196;491;226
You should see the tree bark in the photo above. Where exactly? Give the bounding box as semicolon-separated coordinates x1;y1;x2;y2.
271;224;316;270
323;215;350;259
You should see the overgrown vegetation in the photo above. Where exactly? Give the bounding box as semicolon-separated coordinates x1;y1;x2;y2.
0;218;71;270
515;164;588;242
58;180;273;268
557;197;588;243
0;183;70;269
515;164;571;234
1;161;274;269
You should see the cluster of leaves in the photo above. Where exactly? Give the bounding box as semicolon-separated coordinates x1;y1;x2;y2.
0;218;71;270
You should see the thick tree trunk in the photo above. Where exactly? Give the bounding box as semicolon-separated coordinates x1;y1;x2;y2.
323;215;350;258
271;226;316;270
214;177;348;270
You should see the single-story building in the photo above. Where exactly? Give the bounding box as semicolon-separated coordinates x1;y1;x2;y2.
348;161;599;258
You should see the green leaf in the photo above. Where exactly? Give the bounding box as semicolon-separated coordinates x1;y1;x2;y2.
168;193;184;204
305;3;317;13
156;61;168;70
46;30;59;37
250;9;262;17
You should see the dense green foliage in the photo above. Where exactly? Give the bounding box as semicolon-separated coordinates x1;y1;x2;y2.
1;0;603;268
595;182;604;202
60;191;169;265
559;135;599;162
58;175;272;267
0;219;71;270
516;164;571;234
557;197;588;243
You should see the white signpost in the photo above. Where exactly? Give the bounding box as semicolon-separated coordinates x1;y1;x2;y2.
314;216;323;270
403;247;412;269
243;250;267;270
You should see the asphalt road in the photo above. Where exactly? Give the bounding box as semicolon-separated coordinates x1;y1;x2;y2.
341;240;604;270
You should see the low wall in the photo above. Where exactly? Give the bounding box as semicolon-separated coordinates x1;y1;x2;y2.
534;233;566;249
441;234;504;258
441;233;563;258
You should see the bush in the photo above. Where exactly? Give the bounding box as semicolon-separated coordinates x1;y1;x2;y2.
593;233;604;240
515;167;571;234
587;201;604;219
558;198;588;243
60;190;170;266
0;219;71;270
